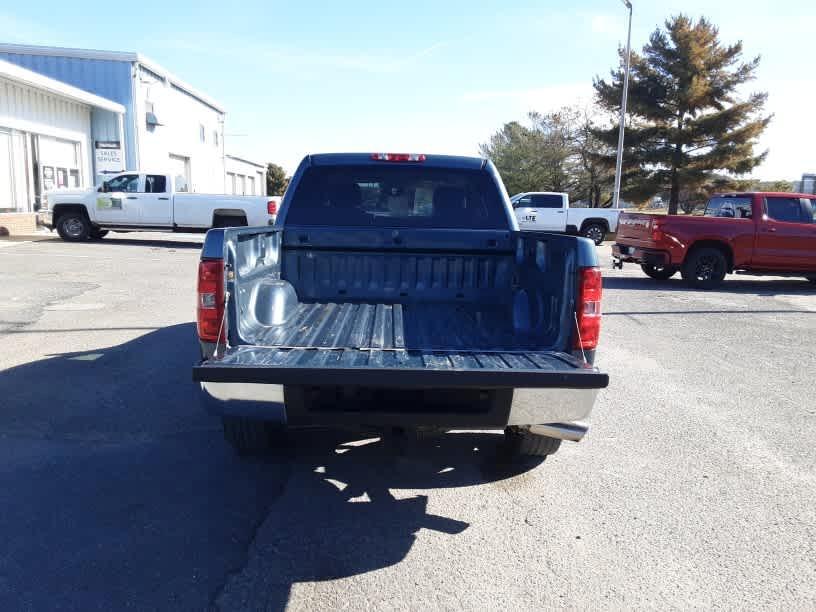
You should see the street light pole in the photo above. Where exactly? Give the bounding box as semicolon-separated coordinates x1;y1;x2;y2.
612;0;633;209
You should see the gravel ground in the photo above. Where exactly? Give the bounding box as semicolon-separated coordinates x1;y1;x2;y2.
1;234;814;611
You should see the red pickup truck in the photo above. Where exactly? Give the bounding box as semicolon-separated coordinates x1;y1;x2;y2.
612;192;816;288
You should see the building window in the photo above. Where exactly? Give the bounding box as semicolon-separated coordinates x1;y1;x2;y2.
199;124;205;143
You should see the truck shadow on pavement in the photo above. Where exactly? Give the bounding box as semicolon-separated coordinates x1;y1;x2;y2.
21;235;204;249
91;236;204;249
217;428;534;611
0;323;538;611
603;275;816;297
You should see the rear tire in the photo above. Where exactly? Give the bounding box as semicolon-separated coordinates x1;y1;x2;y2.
222;416;280;455
56;212;90;242
504;427;562;458
640;263;678;280
581;223;606;246
681;247;727;289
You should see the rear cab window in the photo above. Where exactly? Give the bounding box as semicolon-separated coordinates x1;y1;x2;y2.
285;165;508;229
704;196;753;219
806;198;816;222
145;175;167;193
530;194;564;209
765;196;808;224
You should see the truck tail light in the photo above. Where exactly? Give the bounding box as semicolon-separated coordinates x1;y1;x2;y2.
197;259;225;343
267;200;277;215
574;267;602;350
651;218;665;242
370;153;426;162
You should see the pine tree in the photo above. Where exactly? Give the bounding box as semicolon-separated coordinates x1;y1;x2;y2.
266;163;290;196
594;15;770;214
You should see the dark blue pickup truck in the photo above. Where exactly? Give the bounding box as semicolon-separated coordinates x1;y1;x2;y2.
193;153;608;459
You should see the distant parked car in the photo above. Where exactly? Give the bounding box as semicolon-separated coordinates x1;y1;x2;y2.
510;192;621;245
612;192;816;288
39;171;278;241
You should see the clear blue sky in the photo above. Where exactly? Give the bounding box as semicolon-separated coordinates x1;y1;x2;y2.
2;0;813;179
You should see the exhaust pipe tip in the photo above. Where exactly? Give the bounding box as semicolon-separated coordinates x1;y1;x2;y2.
529;421;589;442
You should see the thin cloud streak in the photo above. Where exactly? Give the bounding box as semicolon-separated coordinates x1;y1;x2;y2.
161;38;451;75
462;83;594;111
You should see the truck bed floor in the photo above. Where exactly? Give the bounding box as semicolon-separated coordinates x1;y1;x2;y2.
252;301;556;352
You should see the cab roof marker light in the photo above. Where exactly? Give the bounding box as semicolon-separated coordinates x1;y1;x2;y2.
370;153;427;162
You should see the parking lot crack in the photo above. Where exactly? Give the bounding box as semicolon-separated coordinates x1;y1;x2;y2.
209;463;290;611
209;510;268;611
0;278;98;334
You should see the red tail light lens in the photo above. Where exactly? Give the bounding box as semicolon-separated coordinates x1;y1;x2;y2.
575;267;602;350
651;218;664;242
370;153;426;162
197;259;225;343
267;200;278;215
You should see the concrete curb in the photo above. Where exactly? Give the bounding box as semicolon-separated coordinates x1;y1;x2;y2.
0;232;56;242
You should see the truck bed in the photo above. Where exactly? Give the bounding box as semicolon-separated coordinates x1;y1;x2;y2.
195;225;607;390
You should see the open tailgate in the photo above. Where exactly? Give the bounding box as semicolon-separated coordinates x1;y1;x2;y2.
193;346;609;389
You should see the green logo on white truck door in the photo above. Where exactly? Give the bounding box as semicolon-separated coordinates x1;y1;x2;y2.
96;197;122;210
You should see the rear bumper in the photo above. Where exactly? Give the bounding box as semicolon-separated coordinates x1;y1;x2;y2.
197;380;601;431
612;243;670;266
194;346;607;433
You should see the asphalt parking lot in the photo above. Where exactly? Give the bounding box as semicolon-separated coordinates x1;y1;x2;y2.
1;233;814;610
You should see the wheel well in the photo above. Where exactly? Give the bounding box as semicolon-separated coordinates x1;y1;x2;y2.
685;240;734;272
212;210;248;228
580;218;609;233
52;204;90;225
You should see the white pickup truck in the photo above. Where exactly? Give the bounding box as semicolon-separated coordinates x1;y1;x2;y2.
39;171;278;241
510;192;621;245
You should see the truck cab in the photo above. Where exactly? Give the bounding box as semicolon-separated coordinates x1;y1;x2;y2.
93;172;178;227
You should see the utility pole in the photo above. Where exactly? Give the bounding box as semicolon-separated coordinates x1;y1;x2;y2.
612;0;633;209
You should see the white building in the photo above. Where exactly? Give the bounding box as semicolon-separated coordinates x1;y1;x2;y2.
0;58;124;213
225;154;266;196
0;43;264;214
